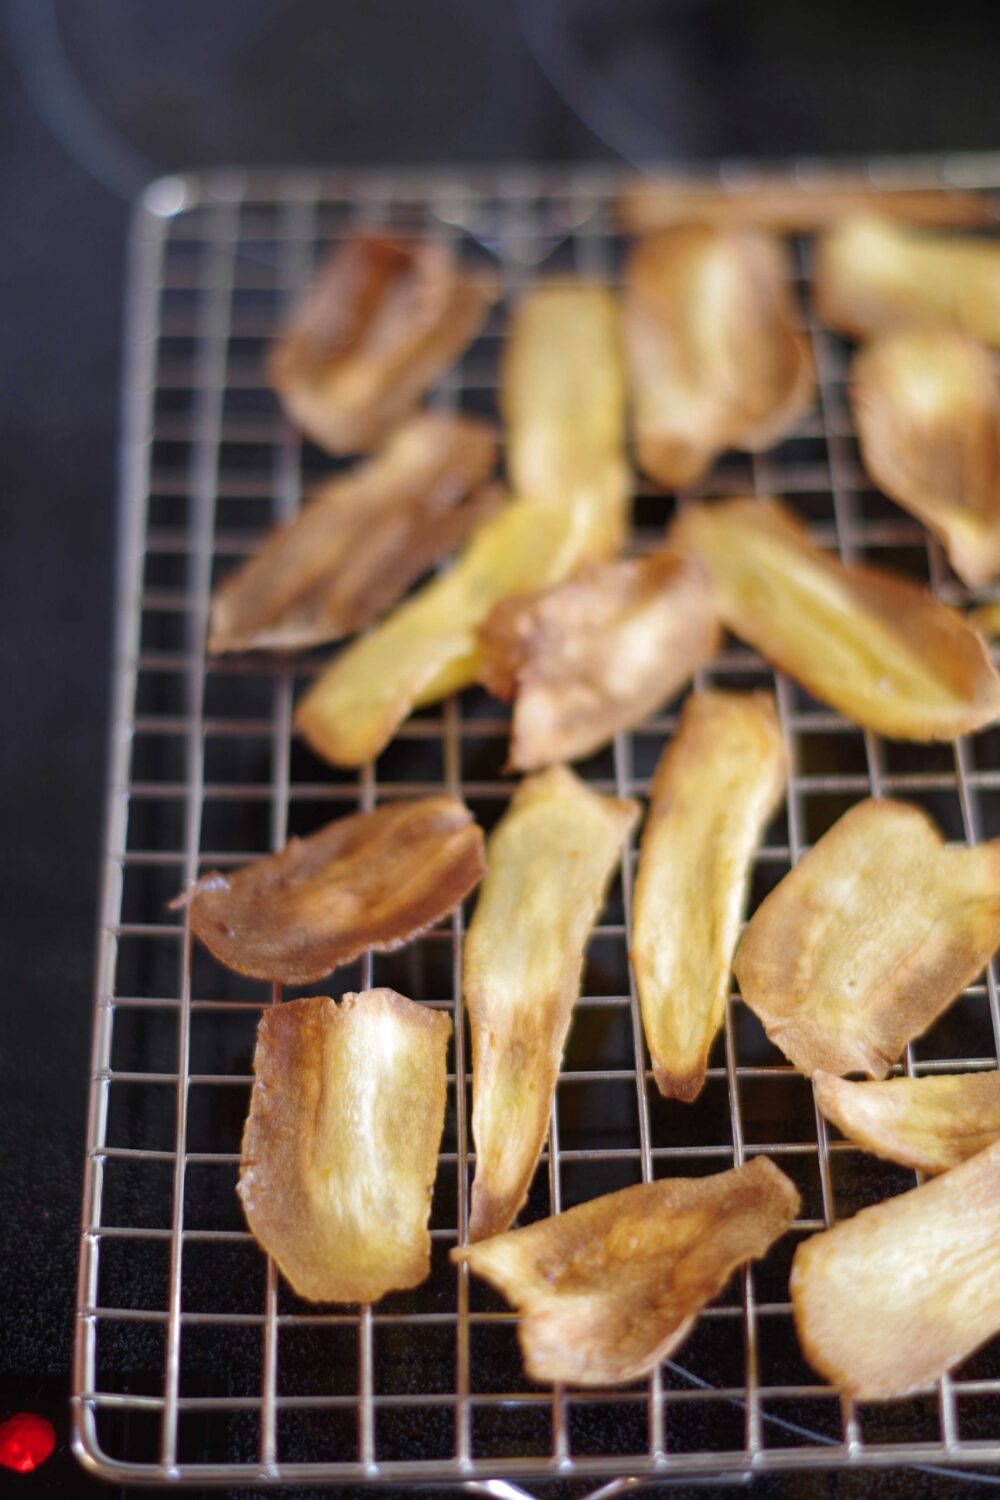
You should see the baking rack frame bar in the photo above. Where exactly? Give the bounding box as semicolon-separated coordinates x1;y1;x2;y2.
73;155;1000;1492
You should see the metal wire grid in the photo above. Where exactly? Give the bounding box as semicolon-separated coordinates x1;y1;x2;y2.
73;161;1000;1491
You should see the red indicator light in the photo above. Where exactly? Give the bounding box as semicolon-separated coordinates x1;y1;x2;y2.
0;1413;56;1474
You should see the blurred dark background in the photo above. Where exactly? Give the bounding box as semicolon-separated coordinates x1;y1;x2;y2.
3;1;1000;1494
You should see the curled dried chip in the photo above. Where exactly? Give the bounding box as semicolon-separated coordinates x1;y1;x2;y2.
295;286;630;767
177;796;484;984
625;227;814;487
619;178;992;233
814;1068;1000;1176
852;329;1000;589
464;767;638;1242
209;414;500;653
452;1157;799;1386
815;215;1000;348
270;233;497;453
632;691;788;1102
670;497;1000;741
791;1138;1000;1399
477;552;720;771
239;991;450;1303
734;798;1000;1078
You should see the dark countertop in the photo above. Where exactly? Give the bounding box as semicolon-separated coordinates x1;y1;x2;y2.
3;2;1000;1495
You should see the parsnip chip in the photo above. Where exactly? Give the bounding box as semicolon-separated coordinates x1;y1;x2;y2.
295;286;630;767
464;767;638;1242
619;178;992;233
791;1138;1000;1399
971;601;1000;639
632;691;788;1102
815;214;1000;348
270;233;497;453
477;552;720;771
670;497;1000;740
814;1068;1000;1176
452;1157;799;1386
239;991;450;1303
209;414;500;653
734;798;1000;1078
178;796;484;984
625;227;814;487
852;329;1000;589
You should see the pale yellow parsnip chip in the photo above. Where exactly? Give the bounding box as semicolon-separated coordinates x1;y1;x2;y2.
238;991;450;1304
734;798;1000;1078
814;1068;1000;1175
791;1138;1000;1399
852;328;1000;589
477;552;720;771
632;690;787;1102
815;214;1000;349
670;497;1000;740
452;1157;799;1386
295;285;630;765
625;227;814;487
464;767;638;1242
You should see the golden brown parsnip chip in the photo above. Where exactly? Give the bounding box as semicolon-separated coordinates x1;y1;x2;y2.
619;178;992;233
632;691;787;1102
177;796;484;984
209;414;500;653
452;1157;799;1385
239;991;450;1303
464;767;638;1242
477;552;719;771
270;234;497;453
295;286;630;767
734;798;1000;1078
814;1068;1000;1175
791;1138;1000;1399
625;227;814;487
852;329;1000;589
815;215;1000;348
670;497;1000;740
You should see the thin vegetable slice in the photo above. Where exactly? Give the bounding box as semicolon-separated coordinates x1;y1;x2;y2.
239;991;450;1303
295;286;630;767
814;1068;1000;1176
270;233;497;453
619;178;992;233
734;798;1000;1078
791;1138;1000;1399
972;602;1000;639
815;214;1000;348
464;767;638;1242
452;1157;799;1386
632;691;788;1102
852;328;1000;589
626;227;814;487
209;414;500;653
477;552;720;771
670;497;1000;740
177;796;484;984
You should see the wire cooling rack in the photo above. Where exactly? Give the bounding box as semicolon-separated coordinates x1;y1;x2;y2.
73;159;1000;1492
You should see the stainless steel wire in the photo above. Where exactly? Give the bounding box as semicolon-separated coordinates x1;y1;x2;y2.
73;158;1000;1490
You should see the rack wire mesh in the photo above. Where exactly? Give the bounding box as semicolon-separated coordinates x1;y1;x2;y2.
73;159;1000;1491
